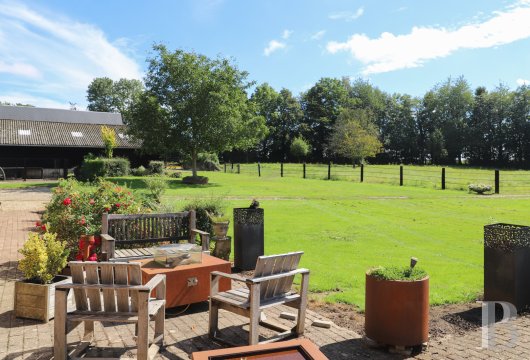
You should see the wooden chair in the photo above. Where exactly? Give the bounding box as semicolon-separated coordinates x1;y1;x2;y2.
209;251;309;345
101;210;210;262
54;262;166;360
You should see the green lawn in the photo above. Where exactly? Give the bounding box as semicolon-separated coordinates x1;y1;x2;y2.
110;171;530;309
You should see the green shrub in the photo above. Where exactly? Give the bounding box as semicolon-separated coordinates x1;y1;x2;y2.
131;165;148;176
183;153;220;171
368;266;428;281
143;176;168;203
80;157;130;180
18;232;69;284
42;177;145;259
149;161;165;175
182;197;226;234
169;171;182;178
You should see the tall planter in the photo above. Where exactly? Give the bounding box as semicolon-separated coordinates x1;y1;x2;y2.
233;208;264;270
365;273;429;347
14;275;71;322
484;223;530;311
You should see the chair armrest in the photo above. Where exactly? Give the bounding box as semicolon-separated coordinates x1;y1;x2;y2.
100;233;115;261
191;228;210;252
247;268;310;284
211;271;248;284
143;274;166;294
191;228;209;236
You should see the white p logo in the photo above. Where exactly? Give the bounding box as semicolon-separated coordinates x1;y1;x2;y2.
481;301;518;349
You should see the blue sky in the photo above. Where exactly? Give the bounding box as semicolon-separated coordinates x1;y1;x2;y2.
1;0;530;109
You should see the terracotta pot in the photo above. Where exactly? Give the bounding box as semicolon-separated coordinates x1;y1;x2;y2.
212;221;230;238
365;272;429;347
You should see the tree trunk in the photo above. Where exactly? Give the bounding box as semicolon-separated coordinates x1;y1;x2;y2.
192;151;198;177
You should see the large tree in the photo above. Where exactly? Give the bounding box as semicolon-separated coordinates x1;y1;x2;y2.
87;77;143;121
328;108;382;164
128;45;266;177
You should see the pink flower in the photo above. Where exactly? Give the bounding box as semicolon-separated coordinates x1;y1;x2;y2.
78;217;86;225
87;253;98;262
89;199;95;205
63;198;72;206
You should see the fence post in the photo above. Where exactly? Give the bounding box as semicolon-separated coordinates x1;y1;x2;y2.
441;167;446;190
237;164;240;174
258;163;261;177
399;165;403;186
224;163;227;173
303;163;306;179
328;162;331;180
281;163;284;177
360;164;364;183
231;162;234;172
495;169;499;194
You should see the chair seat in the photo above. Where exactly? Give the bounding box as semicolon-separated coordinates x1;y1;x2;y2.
211;288;300;310
67;300;165;323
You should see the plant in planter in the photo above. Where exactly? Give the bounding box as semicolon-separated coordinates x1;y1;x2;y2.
208;213;230;238
15;232;70;322
468;183;492;194
208;213;231;261
365;258;429;348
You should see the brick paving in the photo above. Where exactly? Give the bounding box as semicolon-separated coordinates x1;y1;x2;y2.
1;186;530;359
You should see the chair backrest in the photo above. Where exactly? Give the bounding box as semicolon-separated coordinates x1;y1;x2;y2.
252;251;303;301
102;211;195;246
68;261;142;313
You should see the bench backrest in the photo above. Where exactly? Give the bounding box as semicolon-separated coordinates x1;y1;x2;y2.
68;261;142;313
102;211;196;246
252;251;303;301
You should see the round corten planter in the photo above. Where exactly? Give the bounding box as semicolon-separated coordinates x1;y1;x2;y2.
365;272;429;347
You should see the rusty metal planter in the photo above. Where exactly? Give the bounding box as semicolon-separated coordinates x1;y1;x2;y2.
365;273;429;347
484;223;530;311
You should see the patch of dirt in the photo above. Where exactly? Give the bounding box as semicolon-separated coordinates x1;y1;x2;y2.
309;300;484;340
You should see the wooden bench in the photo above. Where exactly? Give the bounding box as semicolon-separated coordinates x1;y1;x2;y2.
101;211;210;262
209;251;310;345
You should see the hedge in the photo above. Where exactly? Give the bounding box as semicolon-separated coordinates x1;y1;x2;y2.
80;157;130;180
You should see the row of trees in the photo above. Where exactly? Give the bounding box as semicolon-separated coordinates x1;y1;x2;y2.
86;45;530;168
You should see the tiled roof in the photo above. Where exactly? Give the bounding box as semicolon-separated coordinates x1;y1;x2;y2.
0;119;139;148
0;105;123;125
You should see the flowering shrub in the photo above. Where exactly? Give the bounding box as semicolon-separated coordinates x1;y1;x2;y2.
18;232;69;284
42;177;145;259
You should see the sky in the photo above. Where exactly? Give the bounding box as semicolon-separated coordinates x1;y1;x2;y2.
1;0;530;109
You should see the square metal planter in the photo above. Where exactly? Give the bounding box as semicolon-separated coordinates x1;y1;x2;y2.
484;223;530;311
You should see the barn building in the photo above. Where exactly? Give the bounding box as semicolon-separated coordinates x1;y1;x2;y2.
0;106;140;179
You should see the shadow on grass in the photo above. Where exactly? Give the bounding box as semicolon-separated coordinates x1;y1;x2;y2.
108;177;221;190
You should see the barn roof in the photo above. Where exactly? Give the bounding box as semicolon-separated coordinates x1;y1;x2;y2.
0;106;139;148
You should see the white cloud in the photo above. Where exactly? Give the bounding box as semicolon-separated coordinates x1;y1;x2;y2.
0;1;142;108
328;7;364;21
516;78;530;86
282;29;293;40
327;2;530;75
311;30;326;41
264;40;286;56
0;92;71;108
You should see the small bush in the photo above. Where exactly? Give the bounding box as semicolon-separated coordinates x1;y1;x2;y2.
131;165;148;177
169;171;182;178
468;183;492;194
149;161;165;175
183;153;220;171
368;266;428;281
143;176;168;203
80;157;130;180
18;232;69;284
183;176;209;184
182;197;226;234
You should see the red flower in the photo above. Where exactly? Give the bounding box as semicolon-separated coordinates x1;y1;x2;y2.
78;239;85;249
89;199;95;205
63;198;72;206
75;253;83;261
78;217;86;225
40;224;47;232
94;235;102;246
104;207;110;212
35;221;41;227
87;253;98;262
115;203;121;208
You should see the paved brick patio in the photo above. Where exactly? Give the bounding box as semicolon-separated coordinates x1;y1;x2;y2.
1;187;529;359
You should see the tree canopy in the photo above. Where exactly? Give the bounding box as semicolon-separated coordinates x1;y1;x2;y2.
87;77;143;121
128;45;266;177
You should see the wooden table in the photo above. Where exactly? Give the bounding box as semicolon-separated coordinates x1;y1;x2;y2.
191;339;328;359
135;254;231;308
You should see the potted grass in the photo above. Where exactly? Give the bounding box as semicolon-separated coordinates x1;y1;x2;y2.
365;258;429;348
208;213;230;238
208;213;231;261
15;232;70;322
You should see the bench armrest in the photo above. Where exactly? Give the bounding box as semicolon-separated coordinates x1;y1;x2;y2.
247;268;310;284
191;228;210;252
100;233;116;261
143;274;166;295
211;271;248;283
